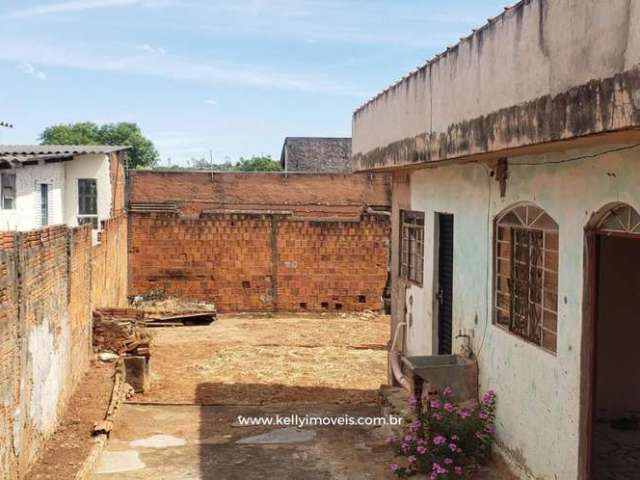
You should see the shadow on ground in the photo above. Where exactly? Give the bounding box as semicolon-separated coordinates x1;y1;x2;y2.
195;382;394;480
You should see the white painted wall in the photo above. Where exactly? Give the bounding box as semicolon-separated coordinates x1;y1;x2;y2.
404;143;640;479
0;162;65;231
0;154;111;232
64;153;112;228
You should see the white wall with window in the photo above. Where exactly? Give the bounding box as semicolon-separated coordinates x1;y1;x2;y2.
0;162;65;231
0;153;112;233
63;153;111;230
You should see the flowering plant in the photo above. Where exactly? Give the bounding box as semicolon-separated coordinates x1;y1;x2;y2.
389;388;496;479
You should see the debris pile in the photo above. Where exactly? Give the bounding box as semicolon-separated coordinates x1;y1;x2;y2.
131;290;217;326
93;308;152;358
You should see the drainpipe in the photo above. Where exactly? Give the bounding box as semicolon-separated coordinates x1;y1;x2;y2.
389;321;411;390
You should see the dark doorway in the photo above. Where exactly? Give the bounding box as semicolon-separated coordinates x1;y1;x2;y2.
436;213;454;355
590;233;640;479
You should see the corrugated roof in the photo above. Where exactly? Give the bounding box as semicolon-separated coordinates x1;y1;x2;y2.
0;145;129;156
0;144;129;163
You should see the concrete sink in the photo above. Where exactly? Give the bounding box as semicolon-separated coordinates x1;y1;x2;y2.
401;354;478;403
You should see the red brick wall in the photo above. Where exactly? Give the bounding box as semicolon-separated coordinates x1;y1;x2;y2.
129;212;390;313
0;219;130;479
92;214;128;308
128;170;391;217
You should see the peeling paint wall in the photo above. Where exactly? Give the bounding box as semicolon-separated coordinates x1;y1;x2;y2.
0;226;94;480
353;0;640;171
398;143;640;479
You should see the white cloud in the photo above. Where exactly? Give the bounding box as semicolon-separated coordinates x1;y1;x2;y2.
10;0;174;18
0;41;365;97
204;99;217;105
18;62;47;80
140;43;166;55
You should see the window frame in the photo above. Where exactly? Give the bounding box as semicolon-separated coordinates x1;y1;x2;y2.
1;173;16;210
400;210;425;286
493;204;559;355
77;178;98;229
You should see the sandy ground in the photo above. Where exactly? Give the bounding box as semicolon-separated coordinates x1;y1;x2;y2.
25;361;113;480
135;313;389;405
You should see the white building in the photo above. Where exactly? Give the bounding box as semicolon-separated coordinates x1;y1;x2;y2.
0;145;127;232
352;1;640;479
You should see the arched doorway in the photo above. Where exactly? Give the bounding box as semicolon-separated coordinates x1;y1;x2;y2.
583;203;640;479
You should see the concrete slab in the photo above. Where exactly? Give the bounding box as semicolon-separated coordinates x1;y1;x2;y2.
236;427;316;445
95;450;145;475
129;435;186;449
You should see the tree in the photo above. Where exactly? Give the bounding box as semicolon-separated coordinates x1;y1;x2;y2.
234;155;282;172
40;122;159;169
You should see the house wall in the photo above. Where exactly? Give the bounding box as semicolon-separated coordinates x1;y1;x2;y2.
397;143;640;479
352;0;640;171
64;154;113;228
128;212;390;313
0;162;65;231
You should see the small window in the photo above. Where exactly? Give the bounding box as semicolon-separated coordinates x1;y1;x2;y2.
1;173;16;210
494;204;559;354
78;179;98;229
400;210;425;285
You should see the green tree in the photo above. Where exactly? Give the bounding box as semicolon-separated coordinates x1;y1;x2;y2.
40;122;159;169
234;155;282;172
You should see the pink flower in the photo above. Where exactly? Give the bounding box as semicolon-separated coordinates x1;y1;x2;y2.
454;466;464;475
390;463;399;472
444;458;453;465
432;412;443;421
479;411;488;420
432;462;448;475
449;443;457;451
417;445;427;454
443;402;454;413
408;455;416;464
459;408;470;419
442;386;453;397
482;390;496;403
451;434;459;440
430;399;441;409
433;435;446;446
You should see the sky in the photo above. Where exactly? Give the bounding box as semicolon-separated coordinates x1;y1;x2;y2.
0;0;507;166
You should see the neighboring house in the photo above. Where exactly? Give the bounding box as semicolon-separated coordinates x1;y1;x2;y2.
352;1;640;479
280;137;352;173
0;145;127;232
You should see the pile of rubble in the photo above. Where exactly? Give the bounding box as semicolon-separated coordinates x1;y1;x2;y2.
93;308;151;358
131;290;217;326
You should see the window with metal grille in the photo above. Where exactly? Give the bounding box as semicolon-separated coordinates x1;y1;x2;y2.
78;179;98;229
1;173;16;209
494;204;559;354
400;210;425;285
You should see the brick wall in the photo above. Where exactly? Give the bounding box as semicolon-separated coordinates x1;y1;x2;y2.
0;218;128;479
92;214;128;309
129;212;390;313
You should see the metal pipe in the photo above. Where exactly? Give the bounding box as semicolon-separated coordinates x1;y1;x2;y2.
389;321;411;390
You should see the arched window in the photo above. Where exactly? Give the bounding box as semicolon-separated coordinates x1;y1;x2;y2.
595;204;640;234
494;204;559;354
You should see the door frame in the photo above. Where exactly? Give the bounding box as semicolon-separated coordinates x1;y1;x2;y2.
579;227;640;479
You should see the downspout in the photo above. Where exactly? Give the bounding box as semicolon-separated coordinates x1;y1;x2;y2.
390;320;411;390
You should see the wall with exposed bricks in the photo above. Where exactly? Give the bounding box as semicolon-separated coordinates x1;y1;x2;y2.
92;214;128;309
129;212;390;312
128;170;391;313
0;219;128;479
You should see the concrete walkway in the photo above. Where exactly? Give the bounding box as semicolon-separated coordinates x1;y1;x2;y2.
93;403;395;479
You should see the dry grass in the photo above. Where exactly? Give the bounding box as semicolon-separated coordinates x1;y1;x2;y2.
137;313;389;405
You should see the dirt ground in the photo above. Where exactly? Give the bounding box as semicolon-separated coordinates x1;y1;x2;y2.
93;312;514;479
135;312;389;405
25;361;113;480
